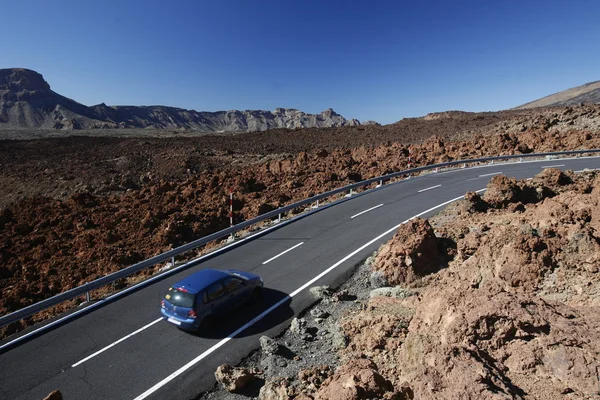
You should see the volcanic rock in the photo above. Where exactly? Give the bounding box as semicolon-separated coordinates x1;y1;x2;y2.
259;335;280;356
371;218;443;285
214;364;260;393
314;359;396;400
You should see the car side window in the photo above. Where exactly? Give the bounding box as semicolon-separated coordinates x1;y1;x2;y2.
205;282;225;302
222;277;244;293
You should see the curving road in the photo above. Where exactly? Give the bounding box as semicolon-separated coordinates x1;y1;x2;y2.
1;157;598;400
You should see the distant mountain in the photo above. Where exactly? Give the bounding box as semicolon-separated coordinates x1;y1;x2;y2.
0;68;362;131
515;80;600;109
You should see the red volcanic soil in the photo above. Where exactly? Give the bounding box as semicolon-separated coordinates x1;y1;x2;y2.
2;104;600;338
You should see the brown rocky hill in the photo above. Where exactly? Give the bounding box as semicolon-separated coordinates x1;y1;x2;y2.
516;80;600;109
0;68;361;131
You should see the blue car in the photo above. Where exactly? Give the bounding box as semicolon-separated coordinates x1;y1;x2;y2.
161;268;263;331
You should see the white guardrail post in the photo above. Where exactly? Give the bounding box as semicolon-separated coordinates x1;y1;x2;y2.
1;149;598;333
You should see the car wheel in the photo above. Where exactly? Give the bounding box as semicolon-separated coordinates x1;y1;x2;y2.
250;287;262;302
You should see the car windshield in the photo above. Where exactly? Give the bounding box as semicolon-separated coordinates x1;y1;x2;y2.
165;287;195;308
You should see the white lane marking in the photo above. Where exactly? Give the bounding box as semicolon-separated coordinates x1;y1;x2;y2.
479;172;503;177
262;242;304;265
418;185;441;193
574;168;600;173
350;204;384;219
542;164;565;168
72;318;162;367
133;189;486;400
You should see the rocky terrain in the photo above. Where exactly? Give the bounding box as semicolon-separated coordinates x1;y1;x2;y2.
205;168;600;400
516;80;600;109
3;103;600;340
0;68;362;131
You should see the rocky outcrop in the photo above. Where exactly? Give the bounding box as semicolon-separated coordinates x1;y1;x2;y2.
214;364;261;393
371;218;444;285
392;281;600;398
358;171;600;398
0;68;107;129
89;105;361;132
0;68;363;131
314;359;399;400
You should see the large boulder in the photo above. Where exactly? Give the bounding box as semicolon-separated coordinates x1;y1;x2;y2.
371;218;443;285
214;364;260;393
314;359;396;400
259;378;292;400
483;175;521;208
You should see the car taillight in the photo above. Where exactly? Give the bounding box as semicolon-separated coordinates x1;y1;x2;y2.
161;300;165;308
188;309;197;318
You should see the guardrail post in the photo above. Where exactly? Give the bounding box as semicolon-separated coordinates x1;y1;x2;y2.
278;212;281;223
316;200;319;208
85;283;91;303
171;256;175;268
519;157;523;162
491;160;494;165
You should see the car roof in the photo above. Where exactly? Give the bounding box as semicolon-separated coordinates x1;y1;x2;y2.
172;269;231;294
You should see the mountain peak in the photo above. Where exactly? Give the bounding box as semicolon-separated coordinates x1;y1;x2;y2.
0;68;51;92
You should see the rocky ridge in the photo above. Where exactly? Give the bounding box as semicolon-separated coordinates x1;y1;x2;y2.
0;68;360;131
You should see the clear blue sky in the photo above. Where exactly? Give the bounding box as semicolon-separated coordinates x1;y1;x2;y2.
3;0;600;124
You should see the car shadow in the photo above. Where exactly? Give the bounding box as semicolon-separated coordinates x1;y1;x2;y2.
188;287;294;339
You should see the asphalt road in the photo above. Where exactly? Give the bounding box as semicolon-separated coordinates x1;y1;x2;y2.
1;157;598;400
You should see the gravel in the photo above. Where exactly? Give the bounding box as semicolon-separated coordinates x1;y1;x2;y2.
199;252;378;399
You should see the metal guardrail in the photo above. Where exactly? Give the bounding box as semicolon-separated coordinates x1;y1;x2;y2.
1;148;599;329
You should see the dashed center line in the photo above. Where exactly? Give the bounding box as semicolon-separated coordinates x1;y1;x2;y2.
479;172;503;177
418;184;441;193
72;318;163;367
542;164;565;168
133;190;486;400
262;242;304;264
350;204;384;219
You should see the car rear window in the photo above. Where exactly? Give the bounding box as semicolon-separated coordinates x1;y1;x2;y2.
165;287;196;308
